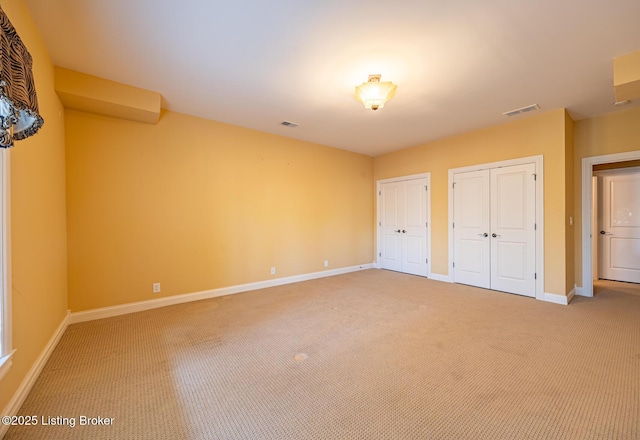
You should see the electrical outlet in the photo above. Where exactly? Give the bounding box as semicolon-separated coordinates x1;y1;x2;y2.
152;283;161;293
270;267;276;275
324;260;329;267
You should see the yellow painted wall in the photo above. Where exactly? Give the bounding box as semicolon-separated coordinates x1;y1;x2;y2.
374;109;569;296
564;110;575;294
65;110;374;312
0;0;68;412
573;106;640;287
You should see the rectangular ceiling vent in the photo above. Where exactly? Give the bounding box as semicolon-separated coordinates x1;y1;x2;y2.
503;104;540;117
280;121;299;128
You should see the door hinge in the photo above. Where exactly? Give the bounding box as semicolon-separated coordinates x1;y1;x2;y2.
534;273;537;280
453;262;455;268
379;221;381;226
533;173;537;181
379;191;381;196
379;252;382;257
426;258;428;264
425;185;428;191
453;182;456;189
534;223;537;230
452;222;455;229
425;222;428;228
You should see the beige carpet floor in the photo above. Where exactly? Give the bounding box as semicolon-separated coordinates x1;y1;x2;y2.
5;270;640;439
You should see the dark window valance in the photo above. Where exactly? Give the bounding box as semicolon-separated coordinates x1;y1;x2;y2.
0;6;44;149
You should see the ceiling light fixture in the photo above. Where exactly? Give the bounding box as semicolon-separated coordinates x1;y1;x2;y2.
355;74;397;111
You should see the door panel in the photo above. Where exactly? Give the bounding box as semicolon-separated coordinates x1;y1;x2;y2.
495;241;526;280
490;164;536;297
495;173;526;229
402;178;428;276
610;238;640;269
601;171;640;283
380;183;402;271
404;182;423;228
453;170;490;288
458;239;486;275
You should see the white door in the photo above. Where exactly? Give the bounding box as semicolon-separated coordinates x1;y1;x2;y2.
402;179;428;276
453;164;536;297
380;182;402;272
490;164;536;297
600;170;640;283
453;170;490;288
379;178;428;276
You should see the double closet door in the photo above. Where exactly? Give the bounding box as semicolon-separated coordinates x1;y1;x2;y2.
453;163;536;297
379;177;428;277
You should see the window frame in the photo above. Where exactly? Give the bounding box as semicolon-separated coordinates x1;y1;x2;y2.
0;148;14;380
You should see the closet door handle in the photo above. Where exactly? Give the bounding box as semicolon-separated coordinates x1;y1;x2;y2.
395;230;401;233
600;231;613;235
478;233;488;237
402;230;406;233
492;233;501;238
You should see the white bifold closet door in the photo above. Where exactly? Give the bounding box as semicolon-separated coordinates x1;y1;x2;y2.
453;163;536;297
379;178;428;277
600;171;640;283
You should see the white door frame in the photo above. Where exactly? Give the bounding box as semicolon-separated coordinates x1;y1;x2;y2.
376;173;431;276
448;155;544;301
581;150;640;297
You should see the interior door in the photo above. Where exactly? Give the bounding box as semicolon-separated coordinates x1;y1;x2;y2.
402;178;428;276
600;171;640;283
490;164;536;297
453;170;491;289
379;178;428;276
379;182;402;272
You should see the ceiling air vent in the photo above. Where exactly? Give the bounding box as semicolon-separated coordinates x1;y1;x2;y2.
280;121;299;128
503;104;540;117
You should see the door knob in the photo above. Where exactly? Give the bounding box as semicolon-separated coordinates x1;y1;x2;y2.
492;233;501;238
395;229;401;233
402;230;406;233
478;233;488;237
600;231;613;235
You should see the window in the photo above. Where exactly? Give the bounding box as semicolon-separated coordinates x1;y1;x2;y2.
0;148;13;380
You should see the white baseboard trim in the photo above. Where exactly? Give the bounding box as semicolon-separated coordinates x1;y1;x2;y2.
542;291;570;305
71;263;375;324
567;287;576;304
575;285;587;297
428;273;453;283
0;311;70;438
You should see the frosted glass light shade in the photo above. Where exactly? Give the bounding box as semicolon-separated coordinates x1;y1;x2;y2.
354;80;397;110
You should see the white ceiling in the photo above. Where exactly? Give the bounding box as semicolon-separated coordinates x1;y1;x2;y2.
23;0;640;156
